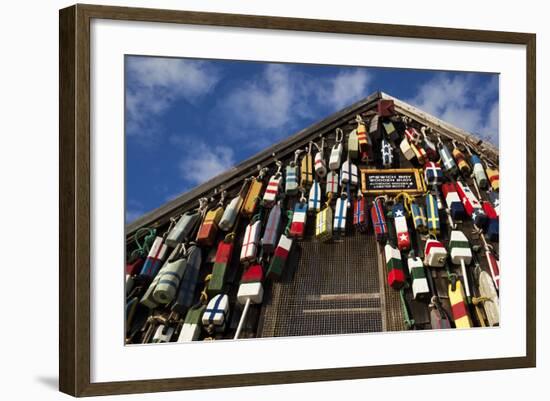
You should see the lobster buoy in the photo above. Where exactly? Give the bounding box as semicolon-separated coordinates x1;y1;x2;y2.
392;203;410;251
425;193;440;236
285;164;299;195
220;181;248;230
300;146;314;189
315;201;333;242
437;139;457;175
202;293;230;333
448;279;473;328
289;201;308;239
334;194;348;234
171;245;202;315
470;154;489;189
240;220;262;264
208;236;234;296
381;138;393;168
442;182;466;221
353;191;368;233
196;206;224;247
139;236;168;279
261;203;282;254
400;136;415;161
449;230;473;302
452;142;471;176
308;180;322;213
177;305;206;342
242;174;265;217
482;201;499;242
424;161;443;186
340;159;359;186
347;129;359;160
371;198;388;243
410;201;427;233
235;265;265;339
152;325;174;343
262;167;283;208
166;210;201;247
455;181;487;227
153;245;188;304
424;238;447;267
266;234;293;280
326;171;339;194
407;256;430;299
385;244;405;290
486;166;500;191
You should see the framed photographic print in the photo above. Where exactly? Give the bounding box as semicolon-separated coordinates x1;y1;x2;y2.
59;3;536;397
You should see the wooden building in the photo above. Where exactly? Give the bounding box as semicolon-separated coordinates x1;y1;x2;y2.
125;91;500;344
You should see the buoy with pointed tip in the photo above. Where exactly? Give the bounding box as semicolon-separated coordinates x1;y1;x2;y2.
261;203;281;254
371;198;388;242
449;230;473;303
407;255;430;299
308;180;321;213
477;270;500;326
334;193;348;234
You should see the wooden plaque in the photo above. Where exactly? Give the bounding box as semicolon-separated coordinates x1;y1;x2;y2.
361;168;426;195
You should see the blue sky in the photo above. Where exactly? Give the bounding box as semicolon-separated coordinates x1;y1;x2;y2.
125;56;499;223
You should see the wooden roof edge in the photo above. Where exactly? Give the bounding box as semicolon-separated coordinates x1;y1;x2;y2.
125;91;383;235
380;92;499;163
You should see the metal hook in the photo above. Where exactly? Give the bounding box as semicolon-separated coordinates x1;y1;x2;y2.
293;149;303;165
335;128;344;143
299;187;307;204
275;160;283;175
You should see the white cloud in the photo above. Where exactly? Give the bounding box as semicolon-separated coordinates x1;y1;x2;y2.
126;57;220;141
320;69;371;109
221;64;305;131
407;74;499;146
218;64;371;142
176;139;236;187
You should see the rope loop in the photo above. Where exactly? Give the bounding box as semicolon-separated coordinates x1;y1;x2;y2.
393;192;414;216
131;227;157;260
307;141;313;155
274;160;283;176
199;274;213;305
299;188;307;204
224;232;236;243
324;192;333;208
251;199;265;223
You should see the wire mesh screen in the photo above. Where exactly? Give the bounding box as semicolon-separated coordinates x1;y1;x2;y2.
259;224;405;338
